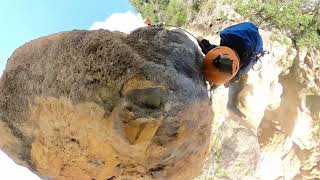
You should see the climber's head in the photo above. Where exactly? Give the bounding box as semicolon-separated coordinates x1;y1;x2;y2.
203;46;239;85
144;18;152;26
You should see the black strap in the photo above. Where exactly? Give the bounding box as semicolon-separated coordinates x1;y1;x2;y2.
213;54;233;74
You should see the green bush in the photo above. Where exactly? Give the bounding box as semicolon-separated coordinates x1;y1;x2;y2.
191;0;207;13
132;0;320;47
165;0;188;26
233;0;320;48
132;0;187;26
131;0;160;22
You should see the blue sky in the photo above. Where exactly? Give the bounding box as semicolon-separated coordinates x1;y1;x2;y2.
0;0;136;74
0;1;140;179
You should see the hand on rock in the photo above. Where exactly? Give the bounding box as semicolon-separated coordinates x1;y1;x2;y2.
197;36;204;42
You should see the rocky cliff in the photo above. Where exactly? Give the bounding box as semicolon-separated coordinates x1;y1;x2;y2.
131;0;320;180
0;28;213;180
0;1;319;180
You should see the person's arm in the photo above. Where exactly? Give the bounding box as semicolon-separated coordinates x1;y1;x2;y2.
197;37;217;54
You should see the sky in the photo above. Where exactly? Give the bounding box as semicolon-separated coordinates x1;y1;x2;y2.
0;0;146;75
0;0;145;179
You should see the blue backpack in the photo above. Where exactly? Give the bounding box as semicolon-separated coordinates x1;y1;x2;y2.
220;22;263;76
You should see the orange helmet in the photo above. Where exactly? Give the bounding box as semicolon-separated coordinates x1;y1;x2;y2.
203;46;240;85
144;18;152;26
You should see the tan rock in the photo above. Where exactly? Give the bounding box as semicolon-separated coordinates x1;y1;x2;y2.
295;48;320;95
291;110;315;150
237;30;296;132
0;27;213;180
258;133;301;180
197;119;260;180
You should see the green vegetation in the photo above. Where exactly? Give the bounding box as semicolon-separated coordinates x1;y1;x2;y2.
191;0;206;14
165;0;188;26
232;0;320;48
270;32;292;46
131;0;319;48
131;0;164;22
131;0;187;26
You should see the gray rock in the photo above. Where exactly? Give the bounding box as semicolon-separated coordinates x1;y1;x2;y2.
301;0;320;14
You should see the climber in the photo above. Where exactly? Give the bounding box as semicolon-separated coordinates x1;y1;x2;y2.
203;46;240;86
144;18;152;26
198;22;264;86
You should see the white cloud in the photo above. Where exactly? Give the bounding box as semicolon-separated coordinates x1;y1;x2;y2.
0;150;41;180
90;11;146;33
0;11;146;180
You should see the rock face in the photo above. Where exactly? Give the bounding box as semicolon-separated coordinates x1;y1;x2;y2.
175;1;320;179
129;0;320;179
301;0;320;14
195;30;320;180
0;27;213;180
295;48;320;95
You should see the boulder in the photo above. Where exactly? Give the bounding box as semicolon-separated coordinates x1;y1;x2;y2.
0;27;213;180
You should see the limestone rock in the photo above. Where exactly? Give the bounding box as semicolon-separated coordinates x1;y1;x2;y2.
291;110;315;150
258;70;320;180
197;119;260;180
295;48;320;95
0;27;213;180
258;133;301;180
237;30;296;132
189;2;244;35
301;0;320;14
135;0;320;179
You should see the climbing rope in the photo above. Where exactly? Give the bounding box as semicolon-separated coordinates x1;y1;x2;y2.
151;23;215;102
252;50;270;71
152;23;208;53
